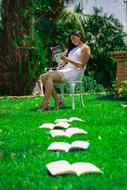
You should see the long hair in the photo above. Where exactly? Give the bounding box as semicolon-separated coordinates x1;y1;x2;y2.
67;31;85;56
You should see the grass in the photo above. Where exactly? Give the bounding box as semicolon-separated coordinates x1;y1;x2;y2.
0;94;127;190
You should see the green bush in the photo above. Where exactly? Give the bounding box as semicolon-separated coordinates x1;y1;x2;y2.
63;76;105;94
82;76;105;92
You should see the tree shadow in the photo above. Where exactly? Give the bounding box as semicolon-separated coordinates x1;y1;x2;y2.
31;106;71;112
96;95;127;101
0;111;7;116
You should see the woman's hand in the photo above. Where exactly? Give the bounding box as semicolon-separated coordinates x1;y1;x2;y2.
61;55;68;62
59;59;66;65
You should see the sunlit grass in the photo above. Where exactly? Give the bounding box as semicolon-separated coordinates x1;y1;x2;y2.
0;94;127;190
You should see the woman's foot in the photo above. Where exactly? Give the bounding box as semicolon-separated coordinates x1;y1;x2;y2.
55;99;64;110
38;102;50;112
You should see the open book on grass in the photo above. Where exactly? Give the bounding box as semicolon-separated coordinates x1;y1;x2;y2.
47;141;90;152
46;160;103;176
39;121;70;130
55;117;84;123
50;127;88;137
121;104;127;108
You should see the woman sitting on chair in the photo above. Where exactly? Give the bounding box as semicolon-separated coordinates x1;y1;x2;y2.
38;30;91;111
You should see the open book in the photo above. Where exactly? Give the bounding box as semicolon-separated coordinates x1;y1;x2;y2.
47;141;90;152
46;160;103;176
121;104;127;108
51;45;64;64
55;117;84;123
50;127;88;137
39;121;70;130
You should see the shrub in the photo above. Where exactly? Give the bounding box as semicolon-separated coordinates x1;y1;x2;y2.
82;76;105;92
63;76;105;94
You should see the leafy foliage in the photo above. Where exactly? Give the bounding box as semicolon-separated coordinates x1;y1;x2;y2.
82;76;104;92
63;76;104;94
83;7;127;86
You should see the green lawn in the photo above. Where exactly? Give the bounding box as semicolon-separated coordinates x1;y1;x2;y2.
0;94;127;190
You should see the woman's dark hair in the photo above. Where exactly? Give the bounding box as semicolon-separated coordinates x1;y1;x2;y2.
67;31;85;56
69;31;84;41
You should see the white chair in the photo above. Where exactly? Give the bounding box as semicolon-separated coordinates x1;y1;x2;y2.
40;46;85;110
58;68;85;110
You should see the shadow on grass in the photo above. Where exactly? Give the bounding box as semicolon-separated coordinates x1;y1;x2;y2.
0;111;8;116
31;106;72;112
96;95;127;101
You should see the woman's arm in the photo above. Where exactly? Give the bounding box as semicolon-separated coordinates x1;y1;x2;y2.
61;45;91;68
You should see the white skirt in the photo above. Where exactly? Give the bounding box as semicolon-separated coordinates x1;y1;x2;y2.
57;67;84;82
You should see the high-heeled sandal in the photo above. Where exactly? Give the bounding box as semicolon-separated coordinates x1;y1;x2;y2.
55;99;64;110
38;102;50;112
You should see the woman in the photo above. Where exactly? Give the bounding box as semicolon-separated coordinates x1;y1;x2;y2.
38;31;91;111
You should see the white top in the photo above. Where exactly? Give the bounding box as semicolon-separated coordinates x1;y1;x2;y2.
57;46;85;82
64;46;82;70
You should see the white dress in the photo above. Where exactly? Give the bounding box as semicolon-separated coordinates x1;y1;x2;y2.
57;46;85;82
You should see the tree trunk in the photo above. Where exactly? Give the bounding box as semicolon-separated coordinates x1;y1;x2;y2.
0;0;45;95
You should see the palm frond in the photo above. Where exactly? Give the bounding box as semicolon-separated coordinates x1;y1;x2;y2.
57;7;88;37
73;2;82;13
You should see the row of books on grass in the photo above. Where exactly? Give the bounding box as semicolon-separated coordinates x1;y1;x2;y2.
39;117;103;176
39;117;87;137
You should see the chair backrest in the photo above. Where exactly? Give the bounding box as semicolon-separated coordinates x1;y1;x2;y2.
50;45;65;69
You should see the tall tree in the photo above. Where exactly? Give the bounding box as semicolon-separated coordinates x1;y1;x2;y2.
0;0;46;95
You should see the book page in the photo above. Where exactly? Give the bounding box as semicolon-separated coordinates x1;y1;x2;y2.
54;52;63;63
47;142;70;152
51;46;64;63
50;129;69;137
69;117;84;122
39;123;55;129
54;121;70;129
66;128;88;137
46;160;73;176
70;141;90;151
71;162;103;176
55;117;84;123
55;119;69;123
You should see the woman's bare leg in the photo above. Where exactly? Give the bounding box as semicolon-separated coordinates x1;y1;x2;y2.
41;73;61;102
40;71;62;109
52;87;60;102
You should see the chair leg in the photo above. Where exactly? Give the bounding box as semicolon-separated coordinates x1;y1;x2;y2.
60;84;64;100
80;83;84;107
70;83;76;110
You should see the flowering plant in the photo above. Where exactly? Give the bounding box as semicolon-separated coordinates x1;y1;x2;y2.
112;80;127;98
